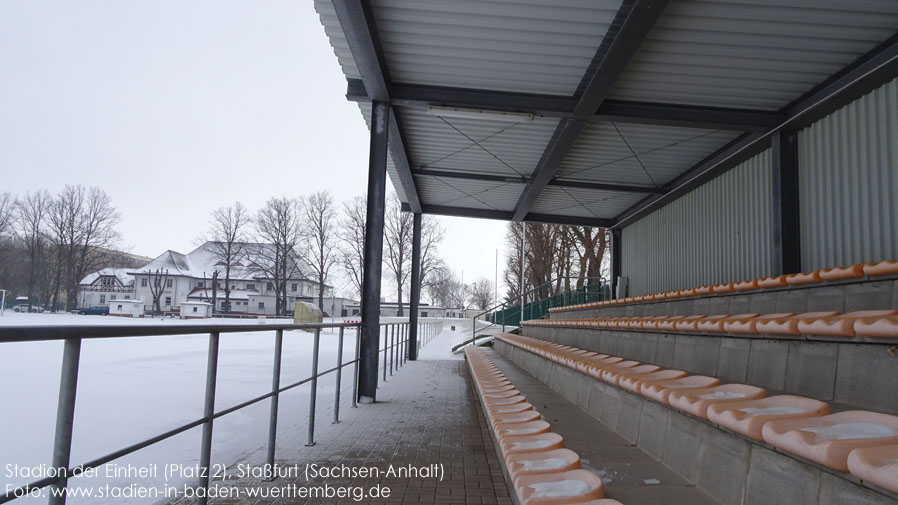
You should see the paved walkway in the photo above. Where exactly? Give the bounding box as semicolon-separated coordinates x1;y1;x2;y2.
180;325;511;505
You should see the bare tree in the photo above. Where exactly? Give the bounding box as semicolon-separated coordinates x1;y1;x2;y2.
14;191;51;311
201;202;249;313
338;196;366;299
470;277;495;311
252;197;302;316
429;264;468;309
418;215;445;295
146;268;170;315
0;192;13;239
383;194;413;315
302;191;338;313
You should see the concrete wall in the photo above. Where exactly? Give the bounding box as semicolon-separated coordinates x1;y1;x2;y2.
495;339;898;505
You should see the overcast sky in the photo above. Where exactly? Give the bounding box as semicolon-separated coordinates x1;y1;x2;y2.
0;1;510;300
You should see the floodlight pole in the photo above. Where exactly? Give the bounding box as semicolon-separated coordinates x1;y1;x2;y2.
408;212;422;360
358;101;390;403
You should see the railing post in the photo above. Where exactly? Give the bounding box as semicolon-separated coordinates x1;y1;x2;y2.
352;324;361;408
265;329;284;474
48;337;82;505
333;327;344;424
197;332;220;505
382;325;387;383
389;324;394;376
305;328;320;447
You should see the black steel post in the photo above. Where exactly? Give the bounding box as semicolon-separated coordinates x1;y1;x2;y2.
265;329;284;473
333;327;344;424
389;324;394;376
306;329;320;446
48;338;82;505
352;324;361;408
382;325;388;383
611;228;622;298
197;332;220;505
359;101;390;403
408;212;422;360
772;131;801;275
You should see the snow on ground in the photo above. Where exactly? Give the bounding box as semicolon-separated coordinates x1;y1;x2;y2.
0;313;466;505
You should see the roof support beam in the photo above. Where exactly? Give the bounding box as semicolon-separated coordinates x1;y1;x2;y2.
346;79;781;131
412;168;665;194
613;30;898;229
401;203;614;228
332;0;422;213
511;0;670;222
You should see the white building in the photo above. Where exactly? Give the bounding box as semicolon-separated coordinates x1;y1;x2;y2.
344;302;462;318
78;268;138;309
129;242;333;316
109;299;144;318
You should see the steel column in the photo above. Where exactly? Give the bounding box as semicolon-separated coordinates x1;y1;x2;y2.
409;213;422;360
352;325;361;408
48;338;82;505
611;229;622;298
197;332;220;505
772;131;801;275
358;100;389;403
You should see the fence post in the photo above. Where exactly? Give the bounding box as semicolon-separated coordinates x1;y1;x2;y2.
333;327;344;424
197;332;220;505
265;329;284;474
305;329;321;447
389;324;394;376
47;337;82;505
382;325;387;383
352;324;361;408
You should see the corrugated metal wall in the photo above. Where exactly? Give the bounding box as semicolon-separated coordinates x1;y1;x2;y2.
798;77;898;270
621;150;774;295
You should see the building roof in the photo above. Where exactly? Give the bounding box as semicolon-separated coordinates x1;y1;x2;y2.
186;288;257;301
315;0;898;228
79;268;135;287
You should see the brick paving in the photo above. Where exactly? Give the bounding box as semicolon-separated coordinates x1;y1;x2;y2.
173;329;512;505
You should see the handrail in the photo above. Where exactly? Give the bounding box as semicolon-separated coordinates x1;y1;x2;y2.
0;319;444;505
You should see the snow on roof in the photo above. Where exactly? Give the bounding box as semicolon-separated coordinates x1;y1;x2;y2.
79;268;135;286
186;288;256;301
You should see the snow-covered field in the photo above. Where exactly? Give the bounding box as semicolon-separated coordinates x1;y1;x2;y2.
1;312;458;505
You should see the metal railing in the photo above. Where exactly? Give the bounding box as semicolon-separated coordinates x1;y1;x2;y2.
0;319;443;505
458;277;608;350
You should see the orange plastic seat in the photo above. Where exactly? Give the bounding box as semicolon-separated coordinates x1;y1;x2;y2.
713;282;735;293
797;310;898;337
668;384;766;419
733;279;760;291
642;316;679;330
695;285;713;295
496;420;552;441
506;448;581;480
755;311;840;335
483;390;521;400
601;364;661;386
500;432;565;455
672;315;708;331
488;402;534;417
785;270;823;285
486;395;527;407
481;384;516;393
492;410;542;425
757;275;787;288
696;314;759;332
678;288;697;297
641;376;722;404
724;313;796;333
762;411;898;471
819;263;864;281
846;444;898;494
863;260;898;277
707;395;830;440
515;469;605;505
853;314;898;339
619;369;688;393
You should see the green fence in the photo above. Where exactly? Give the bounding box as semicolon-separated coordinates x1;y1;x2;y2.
488;282;609;327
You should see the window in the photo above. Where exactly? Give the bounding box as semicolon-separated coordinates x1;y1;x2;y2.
197;281;204;288
101;276;115;288
99;295;106;304
246;283;255;290
258;302;265;310
291;283;298;292
165;296;172;306
267;282;273;291
192;306;198;313
422;312;428;317
110;295;116;301
141;278;147;287
216;282;222;289
166;279;173;288
117;304;123;311
124;295;130;300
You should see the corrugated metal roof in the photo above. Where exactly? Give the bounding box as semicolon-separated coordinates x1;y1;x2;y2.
555;122;739;187
531;186;646;219
416;176;525;211
356;101;409;202
314;0;361;80
399;106;559;177
371;0;623;95
610;0;898;109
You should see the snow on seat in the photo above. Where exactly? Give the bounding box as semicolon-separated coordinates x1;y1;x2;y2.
762;411;898;471
733;279;760;291
600;363;661;386
723;313;796;333
854;314;898;339
819;263;865;281
797;310;898;337
755;311;840;335
484;395;527;407
500;432;565;455
706;395;830;440
496;420;552;442
492;410;542;426
481;383;516;393
863;260;898;277
668;384;766;419
640;375;722;404
619;369;688;394
757;275;788;288
506;448;581;481
487;402;534;417
846;444;898;494
696;313;759;332
483;390;522;400
514;469;606;505
672;315;708;330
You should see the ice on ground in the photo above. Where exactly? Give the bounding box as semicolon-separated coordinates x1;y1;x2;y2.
528;479;590;498
739;406;806;417
800;423;898;441
643;478;661;485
